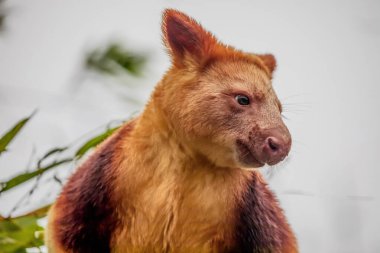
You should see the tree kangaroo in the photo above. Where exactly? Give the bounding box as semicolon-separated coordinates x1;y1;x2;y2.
47;9;298;253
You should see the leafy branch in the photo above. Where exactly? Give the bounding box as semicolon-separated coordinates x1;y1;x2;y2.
0;116;122;196
0;115;124;253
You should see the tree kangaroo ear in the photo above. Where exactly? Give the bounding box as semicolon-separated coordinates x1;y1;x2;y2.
257;54;277;75
162;9;217;67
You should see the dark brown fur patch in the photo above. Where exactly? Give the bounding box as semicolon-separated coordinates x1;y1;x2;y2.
231;172;295;253
53;122;135;253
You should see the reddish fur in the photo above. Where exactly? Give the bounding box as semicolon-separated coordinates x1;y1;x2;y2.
47;9;298;253
51;122;136;253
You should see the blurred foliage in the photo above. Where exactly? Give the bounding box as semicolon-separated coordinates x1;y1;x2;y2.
0;0;5;32
0;205;49;253
86;43;146;77
0;205;50;253
0;215;44;253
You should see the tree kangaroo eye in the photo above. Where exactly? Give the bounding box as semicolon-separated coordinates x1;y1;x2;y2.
235;95;250;105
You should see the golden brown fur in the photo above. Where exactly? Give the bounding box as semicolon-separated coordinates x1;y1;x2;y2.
47;9;298;253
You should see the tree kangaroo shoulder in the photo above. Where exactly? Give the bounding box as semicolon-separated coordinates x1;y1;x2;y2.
52;120;136;253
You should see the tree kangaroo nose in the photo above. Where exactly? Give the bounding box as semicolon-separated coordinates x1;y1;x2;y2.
262;130;291;165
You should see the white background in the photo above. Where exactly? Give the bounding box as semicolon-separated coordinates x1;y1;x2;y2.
0;0;379;252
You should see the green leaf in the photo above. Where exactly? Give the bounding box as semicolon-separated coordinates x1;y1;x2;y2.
0;216;44;253
75;126;119;159
0;158;72;193
0;112;35;155
86;43;146;77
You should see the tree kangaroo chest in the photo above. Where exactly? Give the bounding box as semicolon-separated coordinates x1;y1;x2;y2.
112;170;237;252
111;170;295;253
